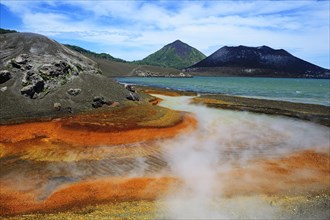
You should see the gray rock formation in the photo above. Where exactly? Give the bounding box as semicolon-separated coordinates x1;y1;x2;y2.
0;32;133;123
0;33;104;100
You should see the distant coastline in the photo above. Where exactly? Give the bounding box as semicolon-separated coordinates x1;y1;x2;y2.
117;76;330;106
133;85;330;127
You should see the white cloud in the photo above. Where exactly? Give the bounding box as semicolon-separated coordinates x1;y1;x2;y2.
1;0;329;68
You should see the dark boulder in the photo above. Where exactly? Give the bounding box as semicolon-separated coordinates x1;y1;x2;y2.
11;61;21;69
92;96;106;108
21;85;35;97
93;96;105;103
34;80;45;93
92;96;113;108
92;101;103;108
0;70;11;84
66;107;73;113
67;88;81;96
127;92;140;101
125;84;136;92
11;54;29;69
26;64;33;70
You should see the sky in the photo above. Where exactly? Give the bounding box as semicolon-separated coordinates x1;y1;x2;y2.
0;0;329;68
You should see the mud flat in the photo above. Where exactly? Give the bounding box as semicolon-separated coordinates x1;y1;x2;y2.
137;85;330;127
0;100;195;217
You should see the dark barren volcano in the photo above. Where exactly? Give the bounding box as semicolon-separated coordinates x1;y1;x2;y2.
185;45;329;78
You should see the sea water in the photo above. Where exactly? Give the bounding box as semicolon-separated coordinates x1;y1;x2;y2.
116;76;330;106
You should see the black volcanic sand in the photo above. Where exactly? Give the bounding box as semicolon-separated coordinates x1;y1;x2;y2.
137;85;330;127
135;85;197;97
0;73;131;125
90;57;180;77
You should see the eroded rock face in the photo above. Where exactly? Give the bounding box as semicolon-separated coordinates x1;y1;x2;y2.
20;71;45;98
8;55;94;99
0;33;103;99
0;70;11;84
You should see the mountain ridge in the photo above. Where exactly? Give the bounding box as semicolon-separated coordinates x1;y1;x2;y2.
64;44;127;63
1;29;328;78
136;40;206;69
185;45;329;78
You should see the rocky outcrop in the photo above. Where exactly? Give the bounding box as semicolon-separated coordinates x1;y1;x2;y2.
20;71;45;98
0;32;132;123
11;55;85;99
0;33;103;99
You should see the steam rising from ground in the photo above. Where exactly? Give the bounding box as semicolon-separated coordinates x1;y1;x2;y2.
153;95;330;219
1;94;329;218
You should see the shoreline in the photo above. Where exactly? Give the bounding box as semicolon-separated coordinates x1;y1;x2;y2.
136;85;330;127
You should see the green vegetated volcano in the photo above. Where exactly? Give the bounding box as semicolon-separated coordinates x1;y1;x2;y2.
137;40;206;69
64;44;127;63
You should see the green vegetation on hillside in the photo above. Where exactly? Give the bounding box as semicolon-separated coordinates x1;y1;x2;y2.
64;44;127;63
0;28;17;34
136;40;206;69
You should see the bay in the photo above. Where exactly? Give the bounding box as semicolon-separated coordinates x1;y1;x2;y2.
116;76;330;106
